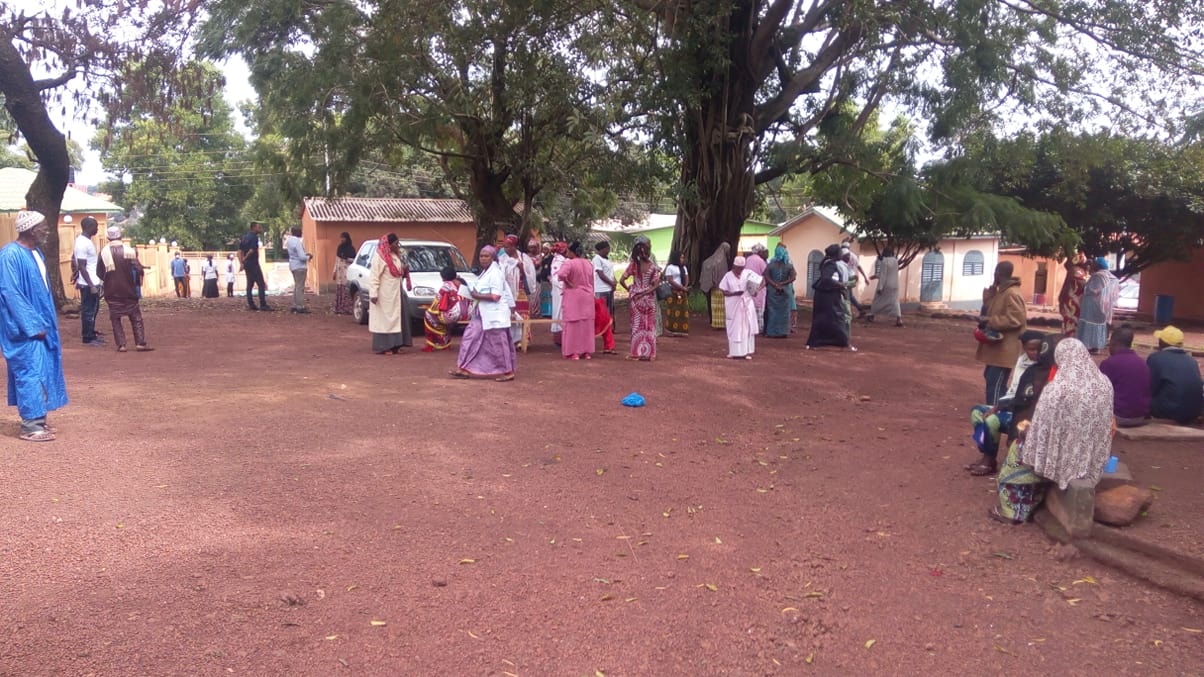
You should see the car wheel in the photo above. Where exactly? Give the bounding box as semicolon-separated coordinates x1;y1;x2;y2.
352;288;369;325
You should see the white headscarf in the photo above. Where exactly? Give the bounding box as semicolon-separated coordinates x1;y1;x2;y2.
1021;338;1114;489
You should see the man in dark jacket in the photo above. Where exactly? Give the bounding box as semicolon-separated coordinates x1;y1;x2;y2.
1147;325;1203;424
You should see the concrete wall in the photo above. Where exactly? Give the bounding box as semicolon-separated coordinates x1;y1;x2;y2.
1000;252;1070;311
855;236;1000;309
1137;248;1204;323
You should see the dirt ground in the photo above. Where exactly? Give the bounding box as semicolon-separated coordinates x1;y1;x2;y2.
2;297;1202;676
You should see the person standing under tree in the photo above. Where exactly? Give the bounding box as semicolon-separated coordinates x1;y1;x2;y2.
239;222;271;311
285;227;313;313
74;216;104;346
866;248;903;327
225;254;236;297
200;254;220;298
97;226;153;353
0;211;68;442
170;251;187;298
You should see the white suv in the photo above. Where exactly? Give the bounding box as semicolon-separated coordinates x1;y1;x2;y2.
346;239;477;326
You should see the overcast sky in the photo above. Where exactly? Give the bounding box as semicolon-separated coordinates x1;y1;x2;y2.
6;0;256;186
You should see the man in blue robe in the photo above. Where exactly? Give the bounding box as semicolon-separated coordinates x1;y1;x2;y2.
0;210;68;442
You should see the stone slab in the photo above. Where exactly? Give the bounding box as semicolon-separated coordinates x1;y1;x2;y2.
1116;422;1204;441
1044;478;1096;540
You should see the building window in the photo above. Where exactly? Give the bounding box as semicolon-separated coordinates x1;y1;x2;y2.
962;250;984;276
805;250;823;298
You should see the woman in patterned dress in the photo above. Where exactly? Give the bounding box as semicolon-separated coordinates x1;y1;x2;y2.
619;238;661;361
662;250;690;336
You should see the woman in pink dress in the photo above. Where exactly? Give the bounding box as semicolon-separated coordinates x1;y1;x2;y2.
555;241;597;360
619;238;661;361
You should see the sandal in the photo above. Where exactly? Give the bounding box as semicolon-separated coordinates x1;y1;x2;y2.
968;463;997;477
602;350;617;355
494;374;515;382
448;370;471;379
117;346;128;353
19;430;55;442
582;353;592;360
987;507;1020;525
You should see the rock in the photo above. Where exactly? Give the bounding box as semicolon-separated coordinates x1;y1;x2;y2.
1093;484;1154;527
858;395;871;402
1045;479;1096;539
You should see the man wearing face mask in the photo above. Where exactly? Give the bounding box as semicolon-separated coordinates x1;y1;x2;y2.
0;210;68;442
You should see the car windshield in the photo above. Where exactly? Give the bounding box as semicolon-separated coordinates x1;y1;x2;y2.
404;245;471;273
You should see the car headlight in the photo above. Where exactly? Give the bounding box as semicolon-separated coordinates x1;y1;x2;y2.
411;286;436;297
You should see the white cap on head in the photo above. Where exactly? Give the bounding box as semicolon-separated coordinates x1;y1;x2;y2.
106;226;123;240
15;210;45;233
733;255;747;266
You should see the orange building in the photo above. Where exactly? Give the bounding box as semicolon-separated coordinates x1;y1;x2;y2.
1136;248;1204;324
299;197;482;293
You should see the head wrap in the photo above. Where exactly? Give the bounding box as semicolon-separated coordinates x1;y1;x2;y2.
733;255;747;266
106;226;123;241
772;243;791;265
1094;256;1110;270
551;242;568;255
15;210;45;233
504;234;519;246
480;244;498;257
751;243;767;254
377;234;405;278
1022;338;1115;489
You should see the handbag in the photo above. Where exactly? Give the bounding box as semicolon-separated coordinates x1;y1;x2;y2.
655;280;673;301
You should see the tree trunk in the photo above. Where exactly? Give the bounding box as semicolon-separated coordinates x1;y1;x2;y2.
467;161;519;267
0;36;71;309
669;8;758;282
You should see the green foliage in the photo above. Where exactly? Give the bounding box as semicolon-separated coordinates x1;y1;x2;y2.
199;0;654;258
94;61;253;249
807;110;1077;268
966;130;1204;274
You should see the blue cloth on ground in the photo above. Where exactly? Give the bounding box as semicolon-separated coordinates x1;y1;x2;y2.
621;392;645;407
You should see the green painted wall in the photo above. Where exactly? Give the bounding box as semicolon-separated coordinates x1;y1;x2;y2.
606;219;781;265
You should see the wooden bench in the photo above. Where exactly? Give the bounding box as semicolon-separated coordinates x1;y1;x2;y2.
518;317;558;354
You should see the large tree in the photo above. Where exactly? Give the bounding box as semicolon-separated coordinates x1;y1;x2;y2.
96;61;252;249
619;0;1204;274
199;0;654;259
0;2;202;305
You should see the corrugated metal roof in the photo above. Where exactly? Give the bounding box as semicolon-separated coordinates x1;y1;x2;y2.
303;196;475;223
0;167;123;213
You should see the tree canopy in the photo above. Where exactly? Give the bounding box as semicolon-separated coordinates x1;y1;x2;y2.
967;130;1204;275
198;0;657;259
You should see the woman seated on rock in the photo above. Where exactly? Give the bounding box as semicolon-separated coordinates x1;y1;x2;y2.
991;337;1114;524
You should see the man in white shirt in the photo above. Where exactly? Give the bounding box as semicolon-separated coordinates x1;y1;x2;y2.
285;227;313;313
73;216;104;346
592;241;616;320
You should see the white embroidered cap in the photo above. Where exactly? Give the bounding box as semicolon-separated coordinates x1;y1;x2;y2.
15;210;46;232
106;226;123;240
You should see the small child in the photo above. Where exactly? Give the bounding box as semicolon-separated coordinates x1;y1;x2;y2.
967;330;1046;475
594;296;616;354
423;267;467;352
